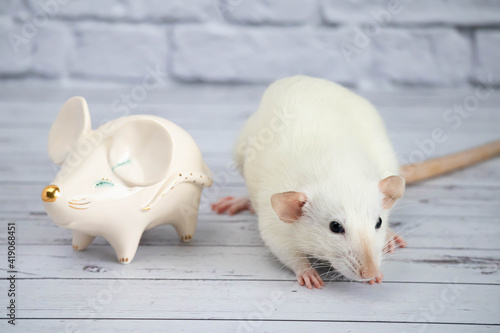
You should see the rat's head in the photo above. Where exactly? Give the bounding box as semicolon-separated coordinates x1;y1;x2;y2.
271;175;405;282
41;97;173;230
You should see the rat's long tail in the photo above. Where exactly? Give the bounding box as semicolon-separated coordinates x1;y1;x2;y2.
401;140;500;184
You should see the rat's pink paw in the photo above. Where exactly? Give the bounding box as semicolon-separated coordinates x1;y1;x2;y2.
366;272;384;285
211;196;254;215
297;268;324;289
384;228;407;254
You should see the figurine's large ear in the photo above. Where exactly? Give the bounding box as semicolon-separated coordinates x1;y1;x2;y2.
48;96;91;165
271;191;307;223
108;119;173;187
379;175;405;209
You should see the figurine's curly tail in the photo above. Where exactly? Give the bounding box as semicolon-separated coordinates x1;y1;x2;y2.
142;171;213;211
401;140;500;184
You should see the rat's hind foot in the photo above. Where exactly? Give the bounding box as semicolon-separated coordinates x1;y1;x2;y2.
297;268;324;289
384;228;407;254
211;196;254;215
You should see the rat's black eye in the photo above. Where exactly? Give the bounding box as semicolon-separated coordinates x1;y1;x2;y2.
329;221;345;234
375;217;382;229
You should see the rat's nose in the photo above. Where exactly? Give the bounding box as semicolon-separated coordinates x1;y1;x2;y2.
42;185;60;202
360;266;379;279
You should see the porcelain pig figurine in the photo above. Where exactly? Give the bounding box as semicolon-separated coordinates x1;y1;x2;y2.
41;96;213;264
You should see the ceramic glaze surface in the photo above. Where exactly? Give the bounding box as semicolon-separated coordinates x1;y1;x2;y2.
41;96;213;264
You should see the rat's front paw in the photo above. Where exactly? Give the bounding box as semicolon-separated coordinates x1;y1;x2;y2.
384;228;407;254
211;196;254;215
297;268;324;289
366;271;384;285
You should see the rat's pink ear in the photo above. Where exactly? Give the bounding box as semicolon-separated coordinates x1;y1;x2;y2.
271;191;307;223
379;175;405;209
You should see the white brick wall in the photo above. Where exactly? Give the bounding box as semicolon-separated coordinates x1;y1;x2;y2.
32;23;72;78
24;0;214;23
0;17;31;75
1;0;499;88
321;0;500;26
220;0;319;25
367;29;471;86
473;31;500;85
172;26;358;84
69;23;168;80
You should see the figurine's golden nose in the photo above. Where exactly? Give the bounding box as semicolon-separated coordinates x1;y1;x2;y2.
42;185;60;202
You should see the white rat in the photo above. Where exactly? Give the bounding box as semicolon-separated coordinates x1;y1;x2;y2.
213;75;500;289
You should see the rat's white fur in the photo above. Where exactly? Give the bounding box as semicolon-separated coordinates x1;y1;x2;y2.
234;76;401;281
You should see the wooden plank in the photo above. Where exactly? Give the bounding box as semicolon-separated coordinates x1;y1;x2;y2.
6;180;500;201
7;245;499;284
0;127;240;154
2;121;499;155
1;320;497;333
2;102;500;133
0;215;262;246
1;214;499;250
0;83;267;105
0;82;499;107
2;183;500;218
2;102;499;183
3;279;498;324
0;103;256;130
2;152;500;187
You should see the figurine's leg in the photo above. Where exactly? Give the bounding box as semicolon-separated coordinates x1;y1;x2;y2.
172;197;200;243
107;228;143;264
72;230;96;251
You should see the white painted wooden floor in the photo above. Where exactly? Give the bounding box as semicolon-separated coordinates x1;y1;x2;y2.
0;82;499;332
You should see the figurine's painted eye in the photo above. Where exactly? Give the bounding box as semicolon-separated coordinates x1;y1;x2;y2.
94;179;114;188
112;159;131;171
